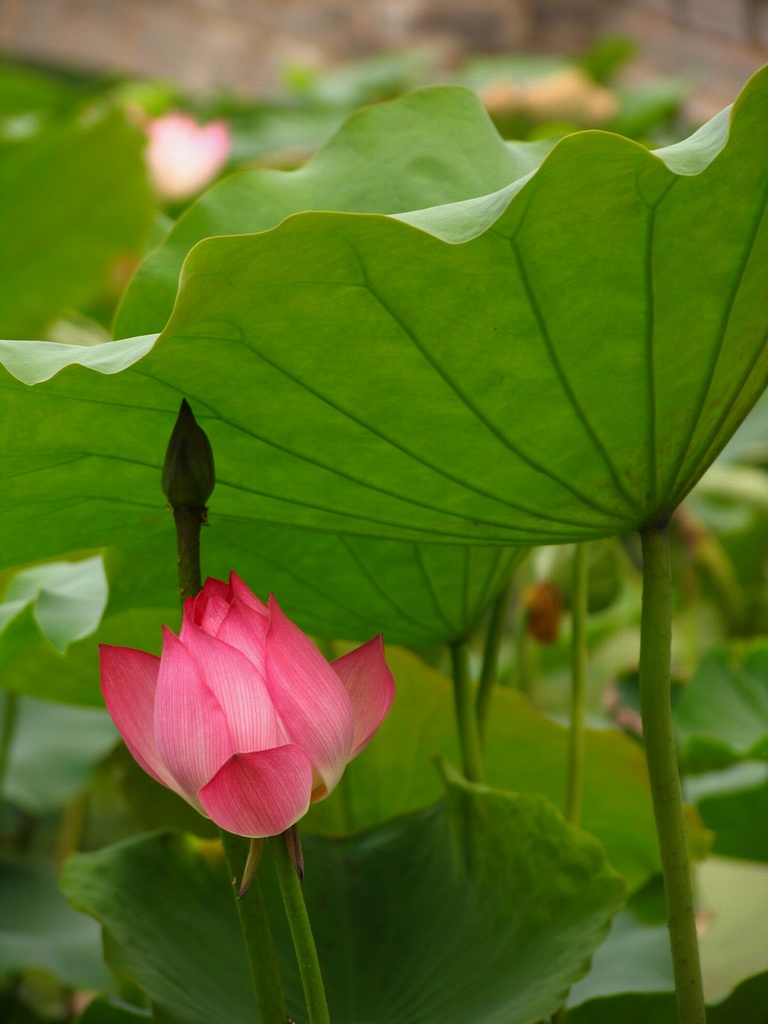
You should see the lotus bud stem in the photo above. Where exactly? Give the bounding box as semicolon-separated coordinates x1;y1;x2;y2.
161;399;215;603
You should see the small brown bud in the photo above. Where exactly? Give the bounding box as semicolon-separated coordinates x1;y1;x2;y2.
522;581;564;644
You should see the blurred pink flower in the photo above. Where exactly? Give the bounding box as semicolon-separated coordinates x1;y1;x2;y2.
100;573;395;837
145;112;230;200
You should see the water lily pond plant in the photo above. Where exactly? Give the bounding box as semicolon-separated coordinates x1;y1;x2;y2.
1;55;768;1024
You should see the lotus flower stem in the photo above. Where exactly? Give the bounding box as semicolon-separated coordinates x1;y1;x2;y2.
450;639;486;783
550;545;591;1024
220;832;287;1024
564;543;589;827
475;578;513;742
270;830;331;1024
639;524;706;1024
162;409;289;1024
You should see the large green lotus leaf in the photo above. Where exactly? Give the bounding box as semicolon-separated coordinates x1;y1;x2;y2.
304;646;660;892
62;770;625;1024
3;71;768;558
0;107;154;338
115;87;555;338
675;645;768;771
145;66;768;543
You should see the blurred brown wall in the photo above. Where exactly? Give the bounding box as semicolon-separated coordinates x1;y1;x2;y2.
0;0;766;114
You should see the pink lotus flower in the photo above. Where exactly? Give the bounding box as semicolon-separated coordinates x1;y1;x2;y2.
145;113;230;201
100;574;395;837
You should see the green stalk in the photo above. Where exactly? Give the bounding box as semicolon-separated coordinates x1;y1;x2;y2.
270;830;331;1024
220;832;287;1024
564;543;589;827
174;505;205;604
475;579;513;742
640;524;706;1024
450;640;486;784
551;547;590;1024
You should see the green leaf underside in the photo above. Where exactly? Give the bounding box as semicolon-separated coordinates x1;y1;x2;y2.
62;771;625;1024
1;69;767;561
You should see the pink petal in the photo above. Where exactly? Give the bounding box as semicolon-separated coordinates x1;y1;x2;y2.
229;572;270;617
332;636;396;759
154;628;233;802
215;595;269;668
264;596;355;798
198;746;313;837
180;622;285;751
185;577;232;636
99;644;184;797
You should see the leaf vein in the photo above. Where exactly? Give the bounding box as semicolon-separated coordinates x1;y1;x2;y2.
136;344;618;536
666;171;768;499
413;544;462;636
339;535;442;633
355;264;630;523
509;239;645;515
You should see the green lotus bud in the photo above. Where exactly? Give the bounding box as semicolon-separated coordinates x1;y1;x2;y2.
161;399;215;508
